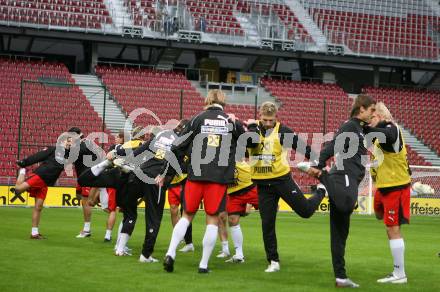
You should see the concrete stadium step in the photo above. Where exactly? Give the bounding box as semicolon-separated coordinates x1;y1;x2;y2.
252;56;276;73
157;48;183;70
189;80;209;100
428;72;440;90
72;74;132;134
285;0;327;50
194;81;276;106
235;13;261;43
401;126;440;166
104;0;133;28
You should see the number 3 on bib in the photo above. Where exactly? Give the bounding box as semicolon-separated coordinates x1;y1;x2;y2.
155;149;166;159
207;134;220;147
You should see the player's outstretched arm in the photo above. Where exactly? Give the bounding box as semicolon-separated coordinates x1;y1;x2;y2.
17;146;55;167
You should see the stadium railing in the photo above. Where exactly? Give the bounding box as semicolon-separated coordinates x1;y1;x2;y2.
2;0;440;61
301;0;440;61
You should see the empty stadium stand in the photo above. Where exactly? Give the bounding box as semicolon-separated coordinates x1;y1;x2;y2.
0;58;111;183
0;0;112;29
123;0;157;28
95;64;205;126
302;0;440;60
1;0;439;62
261;78;351;133
185;0;244;36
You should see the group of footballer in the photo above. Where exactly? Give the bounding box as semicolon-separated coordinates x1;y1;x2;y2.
13;90;411;288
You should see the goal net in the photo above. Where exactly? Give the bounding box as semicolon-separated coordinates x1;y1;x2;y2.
359;165;440;215
409;165;440;198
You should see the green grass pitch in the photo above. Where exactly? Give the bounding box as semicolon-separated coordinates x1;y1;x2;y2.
0;207;439;291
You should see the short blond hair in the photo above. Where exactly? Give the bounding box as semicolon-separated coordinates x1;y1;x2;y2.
375;101;394;122
205;89;226;107
259;101;278;116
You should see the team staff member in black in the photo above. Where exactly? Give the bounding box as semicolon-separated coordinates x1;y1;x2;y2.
15;132;73;239
300;94;376;288
245;101;326;273
113;124;183;262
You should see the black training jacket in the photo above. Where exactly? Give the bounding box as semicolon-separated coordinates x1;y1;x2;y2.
168;106;246;184
116;130;181;183
73;139;101;177
318;118;368;183
19;146;70;186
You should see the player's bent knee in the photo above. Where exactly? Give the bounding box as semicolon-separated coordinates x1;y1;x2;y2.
170;205;179;214
14;183;29;195
34;200;44;211
87;199;96;207
219;211;227;220
183;210;196;219
228;215;240;226
121;221;136;235
386;225;401;237
14;187;23;195
295;208;313;219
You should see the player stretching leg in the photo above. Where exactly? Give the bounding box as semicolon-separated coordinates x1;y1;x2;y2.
14;133;73;239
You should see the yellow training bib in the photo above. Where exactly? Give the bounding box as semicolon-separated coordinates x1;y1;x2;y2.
249;122;291;180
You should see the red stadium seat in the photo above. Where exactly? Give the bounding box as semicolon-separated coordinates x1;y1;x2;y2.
1;0;111;29
308;7;438;60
